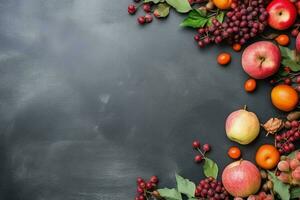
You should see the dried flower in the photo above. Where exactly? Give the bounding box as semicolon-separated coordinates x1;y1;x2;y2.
262;118;283;136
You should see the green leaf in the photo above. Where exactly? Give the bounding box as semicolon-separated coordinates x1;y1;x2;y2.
279;46;296;60
203;158;218;179
278;67;289;77
268;171;290;200
175;174;196;197
180;10;208;28
154;3;170;18
188;198;197;200
216;11;225;23
157;188;182;200
166;0;192;13
282;58;300;72
196;8;207;17
291;187;300;199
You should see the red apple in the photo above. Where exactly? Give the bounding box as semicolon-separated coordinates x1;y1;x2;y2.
222;160;261;197
296;33;300;53
267;0;297;30
242;41;281;79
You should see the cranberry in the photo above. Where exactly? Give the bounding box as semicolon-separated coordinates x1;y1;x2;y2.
137;177;144;184
192;140;201;149
146;182;153;190
137;16;146;25
128;4;137;15
292;29;299;37
145;14;153;23
143;3;151;13
150;176;158;184
284;78;292;85
194;35;200;41
203;144;211;152
138;195;145;200
137;187;144;194
194;155;203;163
139;182;146;189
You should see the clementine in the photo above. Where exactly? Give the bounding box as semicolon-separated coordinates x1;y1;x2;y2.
255;144;280;170
271;84;299;112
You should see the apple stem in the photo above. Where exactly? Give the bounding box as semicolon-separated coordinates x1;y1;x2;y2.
243;105;247;110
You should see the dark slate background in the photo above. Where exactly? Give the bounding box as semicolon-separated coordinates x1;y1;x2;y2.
0;1;298;200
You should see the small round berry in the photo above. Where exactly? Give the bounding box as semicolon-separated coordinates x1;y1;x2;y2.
203;144;211;152
145;14;153;23
232;43;242;52
284;78;292;85
137;187;144;194
192;140;201;149
217;52;231;65
139;182;146;189
150;176;158;184
291;29;299;37
137;177;144;184
146;182;153;190
137;16;146;25
138;195;145;200
128;4;137;15
194;155;203;163
143;3;151;13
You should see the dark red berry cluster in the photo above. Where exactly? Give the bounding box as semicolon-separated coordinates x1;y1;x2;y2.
291;24;300;37
192;140;211;163
270;73;300;92
275;120;300;154
135;176;159;200
195;0;269;48
127;1;155;25
195;177;229;200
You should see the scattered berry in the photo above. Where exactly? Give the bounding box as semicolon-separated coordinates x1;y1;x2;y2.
143;3;151;13
128;4;137;15
217;52;231;65
145;14;153;23
203;144;211;152
232;43;242;52
137;16;146;25
192;140;201;149
275;34;290;46
227;146;241;159
244;78;257;92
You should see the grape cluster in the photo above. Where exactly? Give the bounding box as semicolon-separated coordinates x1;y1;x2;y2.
195;0;269;47
277;152;300;185
135;176;159;200
195;177;229;200
275;120;300;155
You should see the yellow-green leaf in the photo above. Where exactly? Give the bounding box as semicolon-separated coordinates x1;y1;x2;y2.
268;171;290;200
166;0;191;13
203;158;218;179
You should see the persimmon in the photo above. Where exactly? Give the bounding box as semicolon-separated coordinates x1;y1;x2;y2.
271;84;299;112
275;34;290;46
244;79;257;92
212;0;232;10
217;52;231;65
255;144;280;170
232;43;242;52
227;146;241;159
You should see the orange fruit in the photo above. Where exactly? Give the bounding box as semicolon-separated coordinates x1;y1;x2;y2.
255;144;280;170
217;52;231;65
271;84;299;112
244;79;257;92
227;146;241;159
232;43;242;52
213;0;232;9
275;34;290;46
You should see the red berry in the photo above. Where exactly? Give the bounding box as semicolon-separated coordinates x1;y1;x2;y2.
143;3;151;13
291;120;299;127
146;182;153;190
194;155;203;163
145;14;153;23
284;78;292;85
292;29;299;37
137;16;146;25
203;144;211;152
137;177;144;184
138;195;145;200
192;140;201;149
275;170;281;176
128;4;137;15
295;85;300;92
288;143;295;151
137;187;144;194
150;176;158;184
275;135;281;141
194;35;200;41
139;182;146;189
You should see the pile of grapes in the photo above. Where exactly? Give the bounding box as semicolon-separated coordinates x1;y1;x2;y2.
275;120;300;155
195;0;270;47
195;177;229;199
